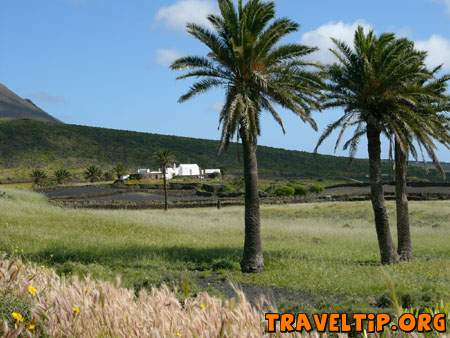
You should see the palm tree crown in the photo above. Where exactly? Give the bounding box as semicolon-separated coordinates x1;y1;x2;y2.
171;0;324;149
154;150;175;169
315;26;442;156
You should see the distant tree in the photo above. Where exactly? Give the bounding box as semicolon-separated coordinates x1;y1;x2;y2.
171;0;324;272
54;168;71;185
84;165;102;183
31;169;47;186
154;150;175;211
113;164;127;180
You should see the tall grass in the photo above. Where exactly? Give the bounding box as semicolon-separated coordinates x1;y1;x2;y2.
1;257;448;337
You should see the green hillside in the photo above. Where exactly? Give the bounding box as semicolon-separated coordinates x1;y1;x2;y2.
0;119;446;182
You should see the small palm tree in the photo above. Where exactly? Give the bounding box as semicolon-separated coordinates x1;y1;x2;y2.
171;0;323;272
154;150;175;211
84;165;102;183
315;27;436;264
31;169;47;186
113;164;127;180
54;168;71;185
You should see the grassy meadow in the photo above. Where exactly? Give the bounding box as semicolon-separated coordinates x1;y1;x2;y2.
0;188;449;313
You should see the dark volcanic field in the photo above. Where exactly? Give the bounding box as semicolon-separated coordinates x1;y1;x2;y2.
43;183;450;209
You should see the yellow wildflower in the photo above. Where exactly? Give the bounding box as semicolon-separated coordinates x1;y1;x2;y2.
200;303;206;311
27;323;36;331
72;305;80;316
176;332;182;337
11;312;24;322
27;284;37;297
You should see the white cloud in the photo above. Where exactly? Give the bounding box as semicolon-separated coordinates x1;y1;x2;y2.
416;35;450;71
155;0;218;31
155;48;183;67
300;20;372;65
301;21;450;71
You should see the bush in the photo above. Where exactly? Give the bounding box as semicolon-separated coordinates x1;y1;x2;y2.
221;184;236;193
292;184;308;196
273;185;295;197
309;183;324;194
128;174;141;181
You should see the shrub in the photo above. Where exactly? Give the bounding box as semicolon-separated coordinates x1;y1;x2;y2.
292;184;308;196
273;185;295;197
309;183;324;194
221;184;236;193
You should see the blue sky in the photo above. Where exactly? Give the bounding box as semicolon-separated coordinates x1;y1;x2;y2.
2;0;450;161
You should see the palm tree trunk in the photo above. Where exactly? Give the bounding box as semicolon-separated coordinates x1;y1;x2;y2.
240;128;264;273
163;165;168;211
366;126;397;264
395;140;412;261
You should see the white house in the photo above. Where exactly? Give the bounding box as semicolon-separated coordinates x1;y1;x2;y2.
163;163;201;179
178;164;201;176
137;169;151;175
137;164;216;180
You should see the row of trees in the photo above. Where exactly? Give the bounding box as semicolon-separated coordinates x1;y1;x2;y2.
31;164;128;186
171;0;450;272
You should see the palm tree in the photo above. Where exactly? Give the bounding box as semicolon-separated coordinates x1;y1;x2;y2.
31;169;47;186
171;0;323;272
315;27;435;264
84;165;102;183
113;164;127;180
54;168;71;185
390;66;450;261
154;150;175;211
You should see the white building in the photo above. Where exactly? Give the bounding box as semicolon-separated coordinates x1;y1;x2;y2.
203;169;221;175
178;164;201;176
163;163;201;179
137;164;217;180
137;169;151;175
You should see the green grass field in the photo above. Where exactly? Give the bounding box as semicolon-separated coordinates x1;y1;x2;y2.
0;188;449;313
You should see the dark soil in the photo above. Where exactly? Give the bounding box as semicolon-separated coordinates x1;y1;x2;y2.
43;183;450;209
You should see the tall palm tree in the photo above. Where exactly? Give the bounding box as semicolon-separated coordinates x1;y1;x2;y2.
171;0;323;272
315;27;434;264
154;150;175;211
390;66;450;261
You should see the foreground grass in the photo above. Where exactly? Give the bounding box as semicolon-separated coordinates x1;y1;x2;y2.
0;188;449;313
